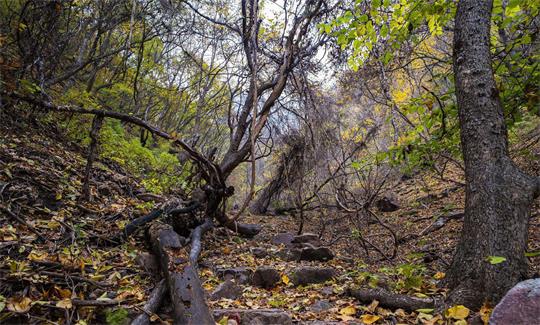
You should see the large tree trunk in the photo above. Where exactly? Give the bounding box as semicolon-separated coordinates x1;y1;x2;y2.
446;0;540;307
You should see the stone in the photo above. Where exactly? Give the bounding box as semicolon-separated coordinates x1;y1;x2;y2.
489;278;540;325
271;233;295;245
300;246;334;262
289;267;336;286
375;195;400;212
252;267;281;289
276;248;302;261
292;233;320;245
310;300;333;312
211;279;243;300
215;267;253;285
251;247;267;258
213;309;292;325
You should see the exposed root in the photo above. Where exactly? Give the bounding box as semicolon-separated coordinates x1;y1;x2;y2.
348;288;439;312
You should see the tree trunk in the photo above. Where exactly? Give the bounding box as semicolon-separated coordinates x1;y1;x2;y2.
446;0;540;307
81;115;104;201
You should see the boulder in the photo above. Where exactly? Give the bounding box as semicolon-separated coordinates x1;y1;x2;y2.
213;309;292;325
276;247;303;262
289;267;336;286
489;278;540;325
299;246;334;262
215;267;253;285
211;279;243;300
252;267;281;289
375;195;400;212
271;233;295;246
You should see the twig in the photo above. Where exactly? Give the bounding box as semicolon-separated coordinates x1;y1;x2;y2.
0;205;48;242
40;271;108;287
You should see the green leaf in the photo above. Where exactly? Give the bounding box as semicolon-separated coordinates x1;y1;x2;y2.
351;161;361;169
486;256;507;265
525;251;540;257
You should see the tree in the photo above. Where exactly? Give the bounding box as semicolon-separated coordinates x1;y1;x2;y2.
445;0;540;307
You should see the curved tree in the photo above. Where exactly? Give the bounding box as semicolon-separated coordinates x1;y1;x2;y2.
445;0;540;307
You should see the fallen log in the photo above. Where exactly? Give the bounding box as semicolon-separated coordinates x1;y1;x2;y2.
131;279;167;325
348;288;438;312
418;211;464;236
215;211;261;237
149;222;214;324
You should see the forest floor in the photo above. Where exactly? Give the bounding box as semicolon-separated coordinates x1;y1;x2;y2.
1;113;539;324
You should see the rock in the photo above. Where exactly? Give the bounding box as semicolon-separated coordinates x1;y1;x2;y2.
310;300;333;312
276;247;303;261
251;247;267;258
289;267;336;286
213;309;292;325
489;278;540;325
292;233;320;245
252;267;281;289
271;233;295;245
300;246;334;262
215;267;253;285
211;279;243;300
375;195;400;212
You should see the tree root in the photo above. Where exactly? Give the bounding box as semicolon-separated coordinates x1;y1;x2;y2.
348;288;439;312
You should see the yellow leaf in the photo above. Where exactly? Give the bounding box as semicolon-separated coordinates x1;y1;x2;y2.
360;314;381;324
434;272;445;279
366;299;379;312
339;305;357;316
54;286;72;299
7;297;32;313
222;247;231;254
281;274;290;285
454;320;467;325
479;303;493;325
56;298;72;309
445;305;470;320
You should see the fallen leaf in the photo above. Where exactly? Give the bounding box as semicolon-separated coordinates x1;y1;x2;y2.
445;305;470;320
339;305;356;316
56;298;72;309
366;299;379;312
479;303;492;325
7;297;32;313
360;314;381;324
433;271;445;279
281;274;290;285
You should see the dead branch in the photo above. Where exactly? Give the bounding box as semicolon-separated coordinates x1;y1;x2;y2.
131;279;167;325
149;222;214;324
348;288;438;312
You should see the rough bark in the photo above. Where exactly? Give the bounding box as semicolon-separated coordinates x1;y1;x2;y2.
446;0;540;307
149;223;214;325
